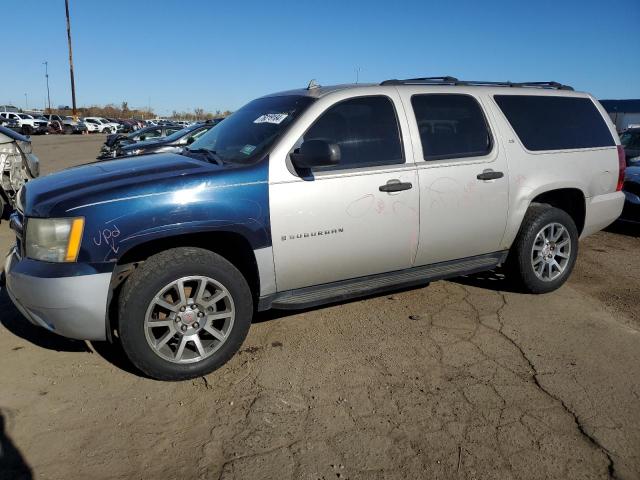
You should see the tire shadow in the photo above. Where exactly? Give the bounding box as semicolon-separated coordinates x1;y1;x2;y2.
606;221;640;237
0;411;33;480
450;267;524;294
89;340;146;379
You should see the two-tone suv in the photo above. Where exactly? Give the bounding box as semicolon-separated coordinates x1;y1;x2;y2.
3;77;625;380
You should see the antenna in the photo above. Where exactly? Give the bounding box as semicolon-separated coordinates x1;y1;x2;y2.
307;79;320;90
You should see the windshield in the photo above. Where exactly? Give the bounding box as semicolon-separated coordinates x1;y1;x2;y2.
187;95;315;163
18;114;32;119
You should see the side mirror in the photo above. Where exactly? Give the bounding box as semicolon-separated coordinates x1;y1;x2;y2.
290;139;340;169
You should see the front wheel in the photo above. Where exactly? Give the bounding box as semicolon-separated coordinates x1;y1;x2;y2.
118;247;253;381
505;205;579;294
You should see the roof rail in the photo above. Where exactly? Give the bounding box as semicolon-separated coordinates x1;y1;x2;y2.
380;77;574;91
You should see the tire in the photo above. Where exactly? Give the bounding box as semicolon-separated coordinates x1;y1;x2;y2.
118;247;253;381
21;125;33;136
64;125;73;135
104;127;111;134
505;204;579;294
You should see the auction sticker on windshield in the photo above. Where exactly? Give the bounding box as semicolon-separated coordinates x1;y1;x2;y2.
240;144;256;155
254;113;288;124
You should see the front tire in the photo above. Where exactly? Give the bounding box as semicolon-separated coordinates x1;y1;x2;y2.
505;205;579;294
118;247;253;381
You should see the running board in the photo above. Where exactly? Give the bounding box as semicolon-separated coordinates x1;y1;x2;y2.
258;251;507;311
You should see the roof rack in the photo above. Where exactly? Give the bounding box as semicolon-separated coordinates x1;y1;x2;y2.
380;77;574;91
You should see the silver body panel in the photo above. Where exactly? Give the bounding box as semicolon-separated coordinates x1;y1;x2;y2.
4;250;111;340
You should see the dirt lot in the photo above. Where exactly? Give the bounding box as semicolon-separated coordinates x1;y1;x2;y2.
1;135;639;480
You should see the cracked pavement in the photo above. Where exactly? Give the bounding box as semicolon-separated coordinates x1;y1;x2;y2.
1;136;639;480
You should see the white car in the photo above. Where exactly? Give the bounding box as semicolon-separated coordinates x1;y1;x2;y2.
0;112;48;135
81;118;101;133
83;117;120;134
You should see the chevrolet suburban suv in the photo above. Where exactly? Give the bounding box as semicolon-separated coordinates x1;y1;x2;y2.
3;77;625;380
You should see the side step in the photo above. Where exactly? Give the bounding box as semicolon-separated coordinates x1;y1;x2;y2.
259;251;507;311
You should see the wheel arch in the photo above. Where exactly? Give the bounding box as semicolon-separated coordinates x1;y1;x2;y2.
106;230;272;340
503;185;587;249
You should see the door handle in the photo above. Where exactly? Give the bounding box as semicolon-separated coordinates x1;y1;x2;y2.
379;179;413;192
476;169;504;181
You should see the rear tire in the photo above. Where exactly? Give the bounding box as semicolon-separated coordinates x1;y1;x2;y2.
21;125;33;136
505;204;579;294
118;247;253;381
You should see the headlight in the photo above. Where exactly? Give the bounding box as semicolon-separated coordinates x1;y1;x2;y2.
25;217;85;262
126;148;143;156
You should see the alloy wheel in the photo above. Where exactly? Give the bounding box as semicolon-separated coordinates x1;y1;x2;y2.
143;276;235;363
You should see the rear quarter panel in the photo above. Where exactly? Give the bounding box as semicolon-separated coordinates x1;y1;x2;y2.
484;92;622;248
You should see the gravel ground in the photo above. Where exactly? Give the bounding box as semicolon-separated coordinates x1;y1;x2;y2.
1;135;639;480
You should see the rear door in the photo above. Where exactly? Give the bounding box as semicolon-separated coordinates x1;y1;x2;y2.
400;90;509;265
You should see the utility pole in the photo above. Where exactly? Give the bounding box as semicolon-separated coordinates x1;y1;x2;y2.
43;61;51;112
24;93;28;110
65;0;77;117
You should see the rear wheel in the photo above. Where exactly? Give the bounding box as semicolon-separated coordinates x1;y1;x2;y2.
21;125;33;136
505;205;579;293
118;247;253;381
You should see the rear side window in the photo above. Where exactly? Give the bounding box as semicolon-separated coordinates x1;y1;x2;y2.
303;96;403;170
494;95;615;151
411;94;492;161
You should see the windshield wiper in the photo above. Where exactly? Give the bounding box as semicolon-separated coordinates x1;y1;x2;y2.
183;147;223;165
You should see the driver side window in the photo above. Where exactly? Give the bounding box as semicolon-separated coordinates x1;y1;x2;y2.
302;95;404;171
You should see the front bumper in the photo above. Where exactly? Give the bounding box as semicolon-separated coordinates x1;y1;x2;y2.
4;248;112;340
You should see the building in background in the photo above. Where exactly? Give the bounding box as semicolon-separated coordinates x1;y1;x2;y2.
600;99;640;132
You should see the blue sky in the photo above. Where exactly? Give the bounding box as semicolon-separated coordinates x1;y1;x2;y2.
2;0;639;115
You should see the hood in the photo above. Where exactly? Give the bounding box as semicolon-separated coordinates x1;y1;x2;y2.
23;152;228;217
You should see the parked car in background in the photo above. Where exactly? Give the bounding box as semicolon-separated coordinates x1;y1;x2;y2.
619;164;640;223
619;128;640;223
620;128;640;164
82;119;101;133
0;112;48;135
0;126;39;219
98;124;184;159
0;115;22;133
42;114;88;134
83;117;120;134
113;120;219;158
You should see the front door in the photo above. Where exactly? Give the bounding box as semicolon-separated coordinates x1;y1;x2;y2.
400;91;509;265
270;93;420;291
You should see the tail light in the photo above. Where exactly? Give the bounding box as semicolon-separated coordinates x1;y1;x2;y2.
616;145;626;192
